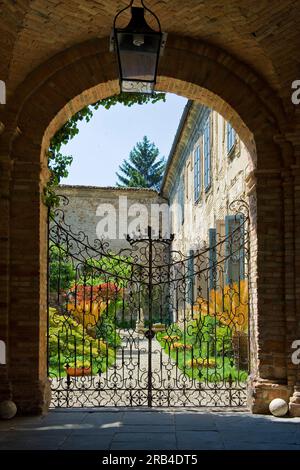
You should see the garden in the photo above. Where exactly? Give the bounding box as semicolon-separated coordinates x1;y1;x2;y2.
48;243;131;378
156;280;249;383
48;242;249;384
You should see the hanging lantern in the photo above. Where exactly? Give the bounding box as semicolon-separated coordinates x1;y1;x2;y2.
110;0;167;94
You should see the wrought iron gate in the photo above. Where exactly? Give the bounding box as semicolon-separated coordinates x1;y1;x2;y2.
48;198;249;408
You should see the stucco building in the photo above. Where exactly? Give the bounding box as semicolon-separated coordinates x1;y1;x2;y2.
161;101;251;254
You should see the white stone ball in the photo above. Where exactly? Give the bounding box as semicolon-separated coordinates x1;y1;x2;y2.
0;400;17;420
269;398;288;417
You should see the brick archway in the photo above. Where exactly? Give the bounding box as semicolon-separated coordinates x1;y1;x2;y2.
1;34;299;415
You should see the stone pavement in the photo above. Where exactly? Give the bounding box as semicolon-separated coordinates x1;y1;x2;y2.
0;409;300;450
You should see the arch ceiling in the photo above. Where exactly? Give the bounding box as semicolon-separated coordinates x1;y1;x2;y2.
1;0;300;104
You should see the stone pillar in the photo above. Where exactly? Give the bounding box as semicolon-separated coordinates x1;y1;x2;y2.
0;134;13;403
8;134;51;414
247;168;292;413
289;164;300;416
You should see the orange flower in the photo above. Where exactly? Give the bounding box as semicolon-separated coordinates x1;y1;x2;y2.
172;342;192;350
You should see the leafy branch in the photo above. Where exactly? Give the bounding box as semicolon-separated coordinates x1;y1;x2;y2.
44;92;166;207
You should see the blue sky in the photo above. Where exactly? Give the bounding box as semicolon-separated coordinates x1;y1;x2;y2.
60;93;187;187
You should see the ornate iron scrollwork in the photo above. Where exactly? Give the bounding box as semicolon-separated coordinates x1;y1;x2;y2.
48;197;250;408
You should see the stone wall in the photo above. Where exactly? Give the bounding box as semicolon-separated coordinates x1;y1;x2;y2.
55;185;168;253
51;185;170;326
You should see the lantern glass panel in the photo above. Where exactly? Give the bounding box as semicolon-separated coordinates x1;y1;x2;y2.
116;31;161;81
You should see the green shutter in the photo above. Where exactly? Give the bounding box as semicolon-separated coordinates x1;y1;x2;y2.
194;146;201;201
187;249;194;304
204;119;211;190
179;178;184;224
209;228;217;290
225;214;245;285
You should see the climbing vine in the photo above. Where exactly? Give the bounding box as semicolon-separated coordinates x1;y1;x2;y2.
44;92;166;207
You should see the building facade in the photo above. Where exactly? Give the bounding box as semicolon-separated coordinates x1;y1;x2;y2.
161;101;251;256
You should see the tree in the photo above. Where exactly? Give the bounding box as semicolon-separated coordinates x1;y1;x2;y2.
116;136;165;190
45;92;166;207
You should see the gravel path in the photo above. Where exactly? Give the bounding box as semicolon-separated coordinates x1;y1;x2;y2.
50;330;247;408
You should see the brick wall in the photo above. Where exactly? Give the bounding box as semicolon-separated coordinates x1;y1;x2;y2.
1;32;300;415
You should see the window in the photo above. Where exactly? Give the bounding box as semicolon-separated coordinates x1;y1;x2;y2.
187;249;194;304
178;177;185;225
227;122;236;154
204;118;211;191
194;146;201;201
208;228;217;290
185;162;190;200
225;214;245;285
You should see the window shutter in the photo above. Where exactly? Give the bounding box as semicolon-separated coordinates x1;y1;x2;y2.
227;122;235;153
227;122;230;152
178;178;185;224
225;214;245;285
204;119;211;190
187;249;194;304
209;228;217;290
237;214;245;279
194;146;201;201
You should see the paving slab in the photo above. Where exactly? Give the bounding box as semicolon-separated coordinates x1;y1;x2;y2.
111;432;177;450
81;411;125;427
176;430;224;450
116;424;174;433
122;411;174;425
0;434;69;450
60;434;114;450
223;442;300;450
70;424;121;435
175;412;217;430
0;409;300;450
220;428;300;450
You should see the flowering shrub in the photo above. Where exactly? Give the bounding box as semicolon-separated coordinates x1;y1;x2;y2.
65;282;121;328
209;280;248;333
187;358;217;368
194;280;248;333
48;307;114;377
162;335;180;342
67;282;120;303
171;342;192;350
